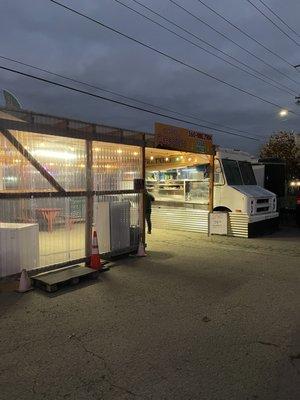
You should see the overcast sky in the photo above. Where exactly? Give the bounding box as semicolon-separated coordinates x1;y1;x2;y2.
0;0;300;154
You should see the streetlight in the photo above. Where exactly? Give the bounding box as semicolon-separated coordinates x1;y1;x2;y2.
279;109;288;118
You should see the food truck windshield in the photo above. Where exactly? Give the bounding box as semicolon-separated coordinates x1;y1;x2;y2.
222;159;257;186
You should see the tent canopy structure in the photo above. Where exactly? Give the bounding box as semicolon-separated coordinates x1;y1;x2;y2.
0;107;146;277
146;147;211;172
0;107;215;278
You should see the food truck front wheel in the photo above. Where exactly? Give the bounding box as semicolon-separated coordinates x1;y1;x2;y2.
213;207;232;213
248;216;279;237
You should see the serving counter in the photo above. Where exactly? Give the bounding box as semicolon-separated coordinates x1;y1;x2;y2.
146;179;209;206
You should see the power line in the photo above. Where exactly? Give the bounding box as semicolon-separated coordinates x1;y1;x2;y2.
171;0;300;86
256;0;300;38
47;0;298;115
0;64;262;141
113;0;296;96
0;54;259;137
245;0;300;47
194;0;298;71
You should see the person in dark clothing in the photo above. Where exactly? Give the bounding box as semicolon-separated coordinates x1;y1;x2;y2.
145;190;155;234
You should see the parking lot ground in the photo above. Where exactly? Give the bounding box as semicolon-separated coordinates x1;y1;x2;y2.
0;227;299;400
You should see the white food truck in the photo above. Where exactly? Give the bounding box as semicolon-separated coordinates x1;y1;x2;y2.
213;148;279;235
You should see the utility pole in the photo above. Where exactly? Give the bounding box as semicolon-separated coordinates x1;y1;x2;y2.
295;64;300;105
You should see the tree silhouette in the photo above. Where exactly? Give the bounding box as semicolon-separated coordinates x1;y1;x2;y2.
260;132;300;180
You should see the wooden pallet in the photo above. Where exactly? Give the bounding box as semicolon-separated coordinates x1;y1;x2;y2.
31;265;100;293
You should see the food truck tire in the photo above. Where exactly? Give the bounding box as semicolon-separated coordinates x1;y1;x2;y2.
213;207;231;213
248;216;279;237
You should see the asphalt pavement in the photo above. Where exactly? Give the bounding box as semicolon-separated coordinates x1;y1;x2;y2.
0;227;299;400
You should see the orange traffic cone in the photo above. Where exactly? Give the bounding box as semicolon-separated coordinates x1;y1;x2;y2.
17;269;33;293
90;230;102;270
137;240;146;257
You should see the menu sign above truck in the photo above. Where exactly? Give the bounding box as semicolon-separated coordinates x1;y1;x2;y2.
154;122;213;154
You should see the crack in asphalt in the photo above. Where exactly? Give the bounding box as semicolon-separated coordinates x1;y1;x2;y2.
22;359;40;397
1;340;33;356
257;340;280;348
289;353;300;375
255;342;300;377
70;335;140;398
152;236;300;258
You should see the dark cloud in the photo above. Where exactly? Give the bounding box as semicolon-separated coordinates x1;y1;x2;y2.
1;0;299;155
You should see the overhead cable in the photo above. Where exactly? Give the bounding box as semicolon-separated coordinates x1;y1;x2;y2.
245;0;300;47
0;54;260;137
0;64;262;141
112;0;296;95
193;0;298;70
47;1;298;114
256;0;300;38
170;0;300;86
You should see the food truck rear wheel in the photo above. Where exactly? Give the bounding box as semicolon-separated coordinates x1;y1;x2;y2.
213;207;231;213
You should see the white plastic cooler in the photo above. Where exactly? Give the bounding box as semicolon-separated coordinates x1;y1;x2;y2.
0;223;39;277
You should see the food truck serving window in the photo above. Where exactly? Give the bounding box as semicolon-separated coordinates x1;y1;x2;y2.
222;159;243;185
238;161;257;185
